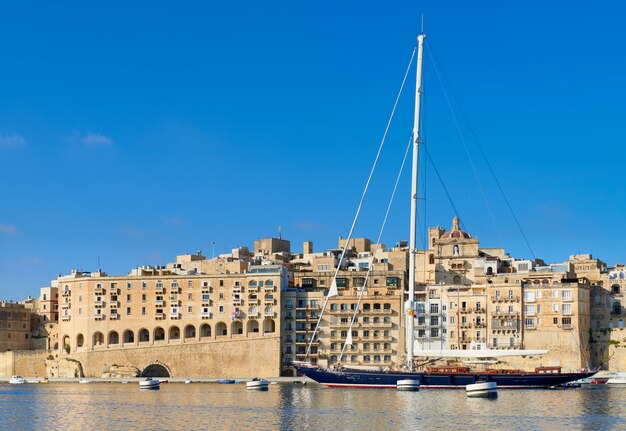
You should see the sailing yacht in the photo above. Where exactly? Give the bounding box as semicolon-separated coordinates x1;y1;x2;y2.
294;33;594;388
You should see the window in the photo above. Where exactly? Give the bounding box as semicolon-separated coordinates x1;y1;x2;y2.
430;303;439;314
562;303;572;315
518;263;528;271
525;305;536;316
127;294;131;302
285;300;293;309
524;318;535;329
188;306;193;313
127;282;132;290
218;305;224;313
336;278;348;288
188;293;193;300
552;303;558;312
562;290;572;301
524;291;535;302
142;294;146;302
562;317;572;327
553;317;558;324
126;307;131;316
430;328;439;337
552;289;558;298
317;264;331;271
141;307;146;315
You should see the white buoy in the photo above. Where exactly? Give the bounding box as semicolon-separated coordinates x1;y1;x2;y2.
184;379;192;384
246;379;269;391
466;381;497;398
396;379;420;391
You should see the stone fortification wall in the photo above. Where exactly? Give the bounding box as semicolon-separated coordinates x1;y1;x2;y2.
0;350;50;378
602;328;626;371
64;336;281;378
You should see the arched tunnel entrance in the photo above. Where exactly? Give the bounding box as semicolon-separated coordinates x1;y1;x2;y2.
141;363;171;378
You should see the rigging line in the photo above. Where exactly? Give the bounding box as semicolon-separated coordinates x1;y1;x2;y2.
425;41;502;244
339;134;413;364
424;146;462;224
426;41;536;259
305;46;418;359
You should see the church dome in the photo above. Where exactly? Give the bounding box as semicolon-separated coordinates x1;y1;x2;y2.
440;216;471;239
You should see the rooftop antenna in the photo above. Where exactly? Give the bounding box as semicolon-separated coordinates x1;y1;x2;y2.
211;241;215;259
421;14;424;34
97;256;101;271
278;224;283;240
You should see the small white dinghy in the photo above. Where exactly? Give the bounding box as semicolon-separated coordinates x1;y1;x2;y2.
78;378;94;384
9;376;26;385
396;379;420;391
466;381;497;398
139;378;161;390
246;379;269;391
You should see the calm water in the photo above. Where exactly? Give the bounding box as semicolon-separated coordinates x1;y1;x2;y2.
0;383;625;431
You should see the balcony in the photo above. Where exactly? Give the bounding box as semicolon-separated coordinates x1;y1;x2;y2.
61;302;71;309
264;285;276;292
109;301;119;308
109;314;119;320
155;300;165;307
95;301;105;308
94;285;103;292
491;311;520;317
155;286;165;294
201;311;212;319
170;311;181;319
95;314;105;320
366;309;393;315
491;295;520;303
233;298;242;306
62;289;71;297
264;298;275;305
370;322;393;328
61;314;71;321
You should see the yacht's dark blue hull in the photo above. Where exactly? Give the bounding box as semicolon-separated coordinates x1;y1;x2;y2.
295;366;594;389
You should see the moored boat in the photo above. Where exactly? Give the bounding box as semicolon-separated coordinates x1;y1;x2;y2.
246;379;269;390
295;363;594;389
139;378;160;390
9;376;26;385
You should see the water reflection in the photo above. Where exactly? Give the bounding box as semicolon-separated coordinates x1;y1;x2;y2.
0;383;625;431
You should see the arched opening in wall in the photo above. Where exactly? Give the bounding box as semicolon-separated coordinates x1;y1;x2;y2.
231;321;243;335
140;363;171;378
613;302;621;315
169;326;180;341
453;276;461;285
247;320;259;334
62;335;70;353
108;331;119;346
263;318;276;334
123;330;135;344
139;328;150;342
93;332;104;347
612;284;621;295
185;324;196;339
77;333;84;348
216;322;227;337
154;327;165;341
486;267;493;276
200;324;211;338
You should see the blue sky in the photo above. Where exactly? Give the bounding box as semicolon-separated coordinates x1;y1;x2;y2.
1;1;625;299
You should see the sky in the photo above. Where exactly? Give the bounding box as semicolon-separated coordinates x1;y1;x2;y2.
1;1;625;299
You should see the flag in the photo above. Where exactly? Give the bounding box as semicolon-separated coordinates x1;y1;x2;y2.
345;331;353;345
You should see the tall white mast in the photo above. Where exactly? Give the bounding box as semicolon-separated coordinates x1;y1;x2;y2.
406;33;425;372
